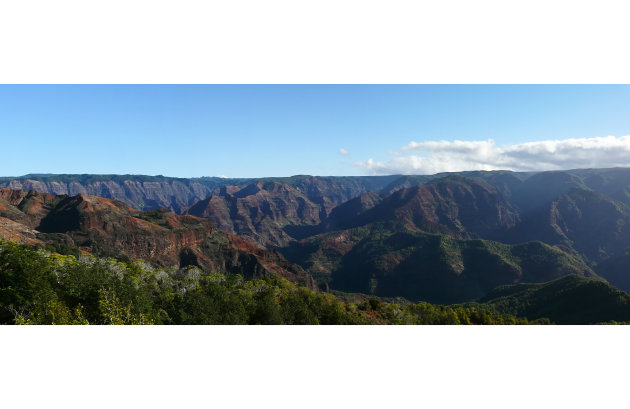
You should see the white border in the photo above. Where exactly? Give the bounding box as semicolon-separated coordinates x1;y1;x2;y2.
2;325;630;408
2;1;630;407
1;0;629;84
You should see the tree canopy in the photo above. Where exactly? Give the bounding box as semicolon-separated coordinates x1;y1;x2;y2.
0;240;537;325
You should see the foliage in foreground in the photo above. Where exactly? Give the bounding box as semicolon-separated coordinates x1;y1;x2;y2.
0;241;537;325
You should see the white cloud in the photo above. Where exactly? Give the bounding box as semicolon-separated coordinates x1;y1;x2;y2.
339;148;350;156
355;135;630;175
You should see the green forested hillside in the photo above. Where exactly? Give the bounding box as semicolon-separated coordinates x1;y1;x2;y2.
479;275;630;324
283;225;596;304
0;241;532;325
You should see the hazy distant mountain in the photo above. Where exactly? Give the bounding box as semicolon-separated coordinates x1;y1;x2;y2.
4;168;630;214
357;176;520;239
0;174;398;213
379;170;529;197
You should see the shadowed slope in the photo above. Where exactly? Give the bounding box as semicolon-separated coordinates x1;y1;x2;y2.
479;275;630;324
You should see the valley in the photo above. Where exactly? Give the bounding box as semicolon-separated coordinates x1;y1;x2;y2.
3;167;630;323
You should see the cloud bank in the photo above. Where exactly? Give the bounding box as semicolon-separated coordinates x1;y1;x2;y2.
355;135;630;175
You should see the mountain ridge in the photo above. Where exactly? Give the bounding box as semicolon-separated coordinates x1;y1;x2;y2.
5;167;630;307
0;188;315;288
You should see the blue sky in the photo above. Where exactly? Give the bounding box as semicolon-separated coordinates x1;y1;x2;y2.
1;85;629;177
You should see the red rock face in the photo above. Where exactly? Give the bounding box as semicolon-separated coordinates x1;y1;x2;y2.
0;188;60;228
0;188;316;289
187;181;323;247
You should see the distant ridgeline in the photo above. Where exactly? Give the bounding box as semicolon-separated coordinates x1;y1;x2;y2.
5;168;629;215
0;170;539;214
0;174;249;213
0;174;401;213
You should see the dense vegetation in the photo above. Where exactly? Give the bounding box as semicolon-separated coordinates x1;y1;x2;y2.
479;274;630;324
0;240;534;325
283;225;594;304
